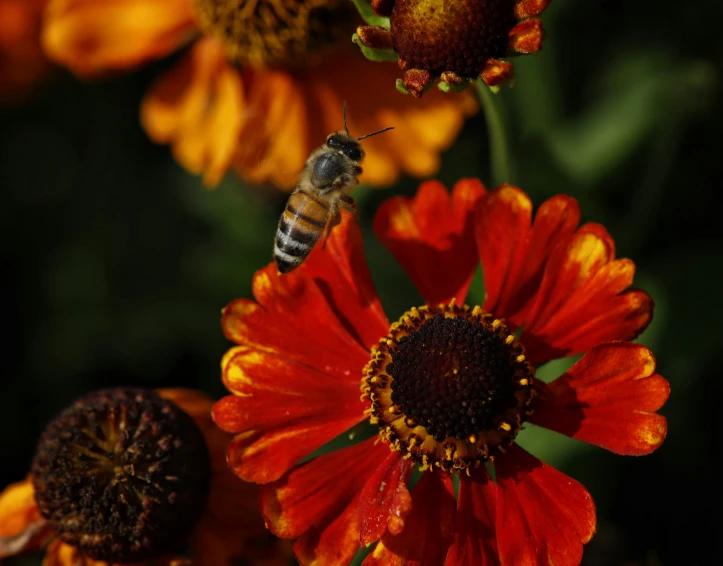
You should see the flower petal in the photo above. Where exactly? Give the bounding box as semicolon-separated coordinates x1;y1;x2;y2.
364;473;456;566
530;342;669;455
213;346;366;484
374;179;485;306
444;468;498;566
521;225;653;364
495;444;596;566
222;213;386;378
42;0;195;77
41;539;107;566
141;37;244;187
233;51;477;190
0;476;51;558
358;452;413;546
261;438;391;565
476;187;580;327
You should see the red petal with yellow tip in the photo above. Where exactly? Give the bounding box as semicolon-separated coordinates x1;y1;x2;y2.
261;438;391;564
530;342;669;455
520;224;653;364
508;18;544;54
444;468;498;566
477;187;580;328
222;214;386;378
374;179;485;307
364;473;456;566
0;476;51;558
213;346;366;484
358;452;413;547
495;444;596;566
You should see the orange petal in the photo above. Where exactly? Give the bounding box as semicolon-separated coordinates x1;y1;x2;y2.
0;475;52;558
521;225;653;364
364;473;456;566
374;179;485;306
42;0;196;77
261;438;391;565
141;37;244;187
495;444;596;566
42;539;109;566
221;213;387;377
477;187;580;328
508;18;544;54
530;342;669;455
445;469;497;566
233;50;477;190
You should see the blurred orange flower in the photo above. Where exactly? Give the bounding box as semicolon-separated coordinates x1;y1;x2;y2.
0;388;290;566
0;0;52;101
41;0;476;188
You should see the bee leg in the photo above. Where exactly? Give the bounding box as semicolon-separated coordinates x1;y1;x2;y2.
320;207;341;250
340;194;357;217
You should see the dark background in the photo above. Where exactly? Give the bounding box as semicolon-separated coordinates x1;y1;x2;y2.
1;1;721;564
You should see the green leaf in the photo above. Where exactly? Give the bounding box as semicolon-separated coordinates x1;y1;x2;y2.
352;33;397;62
350;0;391;27
395;79;410;95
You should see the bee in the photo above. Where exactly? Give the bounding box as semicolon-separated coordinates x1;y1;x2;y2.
274;104;393;274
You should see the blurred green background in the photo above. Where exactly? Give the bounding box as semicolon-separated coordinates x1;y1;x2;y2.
1;0;721;564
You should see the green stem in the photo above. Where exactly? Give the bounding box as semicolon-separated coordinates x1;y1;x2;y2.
476;81;514;187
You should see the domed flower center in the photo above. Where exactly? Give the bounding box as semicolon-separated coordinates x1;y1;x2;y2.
31;388;211;563
390;0;516;77
362;304;534;473
193;0;359;67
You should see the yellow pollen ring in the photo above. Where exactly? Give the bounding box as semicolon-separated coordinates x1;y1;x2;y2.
360;303;536;474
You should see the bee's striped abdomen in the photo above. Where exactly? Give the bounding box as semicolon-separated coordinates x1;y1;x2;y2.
274;190;330;274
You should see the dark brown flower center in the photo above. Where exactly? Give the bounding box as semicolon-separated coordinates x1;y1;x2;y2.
362;304;534;473
31;388;211;563
193;0;359;68
390;0;516;77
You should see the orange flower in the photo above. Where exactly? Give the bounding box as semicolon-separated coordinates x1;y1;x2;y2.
213;179;668;565
0;387;290;566
355;0;550;96
0;0;52;101
41;0;476;188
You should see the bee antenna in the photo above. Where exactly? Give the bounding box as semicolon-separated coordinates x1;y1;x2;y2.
343;101;349;135
357;126;395;141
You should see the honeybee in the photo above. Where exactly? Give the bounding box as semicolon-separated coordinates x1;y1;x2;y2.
274;104;393;274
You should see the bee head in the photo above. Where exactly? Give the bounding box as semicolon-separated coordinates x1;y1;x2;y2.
326;131;364;163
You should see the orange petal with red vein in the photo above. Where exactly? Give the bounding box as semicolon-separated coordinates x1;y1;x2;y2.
374;179;485;307
521;225;653;364
364;472;456;566
444;468;498;566
358;452;413;546
530;342;669;455
141;37;244;187
508;18;544;54
0;476;52;558
222;215;385;377
495;444;596;566
262;438;391;565
514;0;551;19
478;187;581;327
42;0;196;77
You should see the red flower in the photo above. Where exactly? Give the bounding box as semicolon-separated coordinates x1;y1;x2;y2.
213;179;669;565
